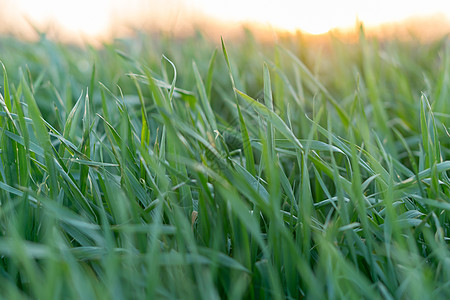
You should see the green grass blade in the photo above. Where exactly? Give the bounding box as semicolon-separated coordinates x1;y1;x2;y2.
21;75;59;199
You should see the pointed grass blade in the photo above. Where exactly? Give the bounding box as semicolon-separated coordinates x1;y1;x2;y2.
21;75;58;199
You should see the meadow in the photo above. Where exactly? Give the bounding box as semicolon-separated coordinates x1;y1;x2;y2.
0;28;449;299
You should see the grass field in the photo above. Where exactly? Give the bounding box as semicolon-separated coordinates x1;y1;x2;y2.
0;28;449;299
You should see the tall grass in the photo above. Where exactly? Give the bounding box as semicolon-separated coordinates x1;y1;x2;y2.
0;29;449;299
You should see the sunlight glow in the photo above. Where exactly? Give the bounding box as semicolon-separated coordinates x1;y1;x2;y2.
193;0;450;34
8;0;450;37
16;0;111;37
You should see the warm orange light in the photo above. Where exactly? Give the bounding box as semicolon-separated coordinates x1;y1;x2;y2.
193;0;450;35
9;0;450;38
16;0;110;37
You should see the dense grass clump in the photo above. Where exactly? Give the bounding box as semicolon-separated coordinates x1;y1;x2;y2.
0;29;449;299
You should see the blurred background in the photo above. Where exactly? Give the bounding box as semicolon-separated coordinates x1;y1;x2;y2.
0;0;449;43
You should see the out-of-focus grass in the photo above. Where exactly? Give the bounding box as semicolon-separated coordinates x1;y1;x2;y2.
0;29;449;299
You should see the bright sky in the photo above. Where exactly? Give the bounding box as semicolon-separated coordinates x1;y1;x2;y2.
8;0;450;37
195;0;450;34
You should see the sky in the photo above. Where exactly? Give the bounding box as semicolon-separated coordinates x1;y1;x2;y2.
4;0;450;38
195;0;449;34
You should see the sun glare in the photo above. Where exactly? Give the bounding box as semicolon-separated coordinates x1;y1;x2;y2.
8;0;450;38
192;0;360;34
193;0;450;35
16;0;110;37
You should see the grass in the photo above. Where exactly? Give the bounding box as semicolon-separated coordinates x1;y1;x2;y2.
0;28;449;299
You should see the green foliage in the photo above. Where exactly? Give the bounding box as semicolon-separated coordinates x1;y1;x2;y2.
0;30;449;299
